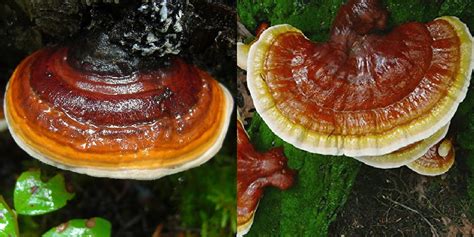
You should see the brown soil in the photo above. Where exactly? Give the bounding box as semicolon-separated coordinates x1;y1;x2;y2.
329;157;474;236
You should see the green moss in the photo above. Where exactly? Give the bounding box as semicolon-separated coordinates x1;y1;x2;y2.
174;151;236;237
245;114;360;236
383;0;441;26
237;0;344;41
466;152;474;201
439;0;474;29
453;68;474;217
455;87;474;150
238;0;474;40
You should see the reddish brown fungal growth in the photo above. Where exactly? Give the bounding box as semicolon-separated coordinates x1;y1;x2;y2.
407;139;455;176
244;0;473;160
255;22;270;38
237;121;295;235
5;47;233;180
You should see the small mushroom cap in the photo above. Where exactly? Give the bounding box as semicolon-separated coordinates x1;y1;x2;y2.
246;15;473;157
406;139;455;176
5;47;233;180
237;119;295;236
353;124;449;168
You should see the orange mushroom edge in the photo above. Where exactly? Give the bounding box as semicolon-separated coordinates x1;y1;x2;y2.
4;47;233;180
238;0;473;173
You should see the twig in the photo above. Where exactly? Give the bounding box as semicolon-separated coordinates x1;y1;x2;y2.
383;195;439;237
237;21;253;40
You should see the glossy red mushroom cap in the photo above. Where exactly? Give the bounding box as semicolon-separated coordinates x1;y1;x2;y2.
244;0;473;159
237;120;295;236
5;47;233;179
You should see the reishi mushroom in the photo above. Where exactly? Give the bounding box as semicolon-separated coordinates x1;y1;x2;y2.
353;124;449;169
407;139;455;176
4;1;233;180
238;0;473;175
237;119;295;236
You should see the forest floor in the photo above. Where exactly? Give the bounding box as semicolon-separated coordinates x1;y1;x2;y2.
329;159;474;236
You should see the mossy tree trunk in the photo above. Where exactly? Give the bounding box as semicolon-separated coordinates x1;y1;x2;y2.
245;114;360;236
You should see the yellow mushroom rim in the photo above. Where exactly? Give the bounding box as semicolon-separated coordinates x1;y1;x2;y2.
5;48;234;180
407;139;455;176
353;123;449;168
237;209;255;237
245;16;473;158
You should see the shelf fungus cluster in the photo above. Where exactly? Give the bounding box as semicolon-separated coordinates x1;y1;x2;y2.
237;119;295;236
238;0;474;177
4;0;233;180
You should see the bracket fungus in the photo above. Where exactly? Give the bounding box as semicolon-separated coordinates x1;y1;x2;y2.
4;1;233;180
237;119;295;236
238;0;474;175
353;124;449;169
407;139;455;176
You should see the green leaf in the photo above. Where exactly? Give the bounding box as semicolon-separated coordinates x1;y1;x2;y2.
42;217;111;237
14;170;75;215
0;196;19;237
245;114;360;236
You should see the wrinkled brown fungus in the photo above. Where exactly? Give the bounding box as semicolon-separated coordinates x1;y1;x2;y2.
239;0;473;172
407;139;455;176
237;120;295;236
5;0;233;179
